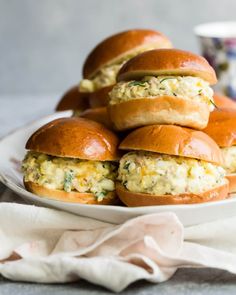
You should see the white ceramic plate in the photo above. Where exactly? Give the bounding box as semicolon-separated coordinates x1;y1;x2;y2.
1;111;236;226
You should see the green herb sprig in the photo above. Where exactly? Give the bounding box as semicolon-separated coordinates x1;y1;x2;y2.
210;99;218;109
64;170;74;192
123;162;131;170
95;191;108;202
160;77;176;83
128;81;146;87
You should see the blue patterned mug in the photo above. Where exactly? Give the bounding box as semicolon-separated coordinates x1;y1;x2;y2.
195;22;236;99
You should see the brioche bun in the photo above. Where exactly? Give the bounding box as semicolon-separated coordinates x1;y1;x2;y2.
26;117;119;161
80;107;112;129
204;109;236;193
226;174;236;193
213;93;236;109
116;182;229;206
208;108;236;123
119;124;223;165
117;49;217;84
108;96;210;131
56;85;89;112
88;86;112;108
83;29;172;79
24;181;118;205
203;109;236;147
117;125;228;206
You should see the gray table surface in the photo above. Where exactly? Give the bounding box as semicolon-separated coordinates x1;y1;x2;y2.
1;95;236;294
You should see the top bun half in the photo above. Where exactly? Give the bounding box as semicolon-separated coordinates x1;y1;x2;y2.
56;86;89;111
26;117;120;161
203;108;236;147
83;29;172;79
119;124;222;165
117;49;217;84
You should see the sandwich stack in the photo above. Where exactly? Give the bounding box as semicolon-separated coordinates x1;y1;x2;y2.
22;29;232;206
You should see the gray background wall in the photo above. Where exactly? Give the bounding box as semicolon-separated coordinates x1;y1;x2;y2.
1;0;236;95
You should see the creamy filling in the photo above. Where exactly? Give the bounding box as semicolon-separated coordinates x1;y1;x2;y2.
79;46;158;93
79;63;122;93
221;146;236;174
22;152;117;201
109;76;214;110
118;151;226;195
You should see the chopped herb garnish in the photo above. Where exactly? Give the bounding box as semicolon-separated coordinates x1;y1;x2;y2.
128;81;146;87
198;89;203;95
160;77;176;83
173;92;177;96
123;162;130;170
95;191;108;202
64;170;74;192
159;87;165;90
210;99;218;109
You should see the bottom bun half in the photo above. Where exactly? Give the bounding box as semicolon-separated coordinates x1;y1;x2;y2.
108;96;210;131
24;181;119;205
116;182;229;206
226;174;236;193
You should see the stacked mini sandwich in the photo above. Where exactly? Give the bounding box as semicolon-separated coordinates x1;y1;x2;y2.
22;32;231;206
56;29;172;119
108;49;229;206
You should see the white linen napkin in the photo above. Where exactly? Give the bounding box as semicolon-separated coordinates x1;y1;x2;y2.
1;189;236;292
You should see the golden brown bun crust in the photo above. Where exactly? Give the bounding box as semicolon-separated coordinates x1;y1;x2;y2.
24;181;118;205
214;93;236;110
116;182;229;206
203;108;236;147
108;96;210;131
26;117;119;161
208;108;236;122
120;124;223;164
226;174;236;193
56;85;89;111
80;107;113;130
89;86;113;108
117;49;217;84
83;29;172;78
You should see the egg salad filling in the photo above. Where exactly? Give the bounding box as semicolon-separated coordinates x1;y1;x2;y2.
79;46;158;93
109;76;215;110
79;63;122;93
22;152;117;201
118;151;226;195
221;146;236;174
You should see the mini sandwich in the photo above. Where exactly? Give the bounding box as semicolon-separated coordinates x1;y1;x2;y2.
116;125;228;206
56;29;172;112
213;93;236;110
79;29;172;94
108;49;217;131
203;109;236;193
22;117;119;204
56;86;89;113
